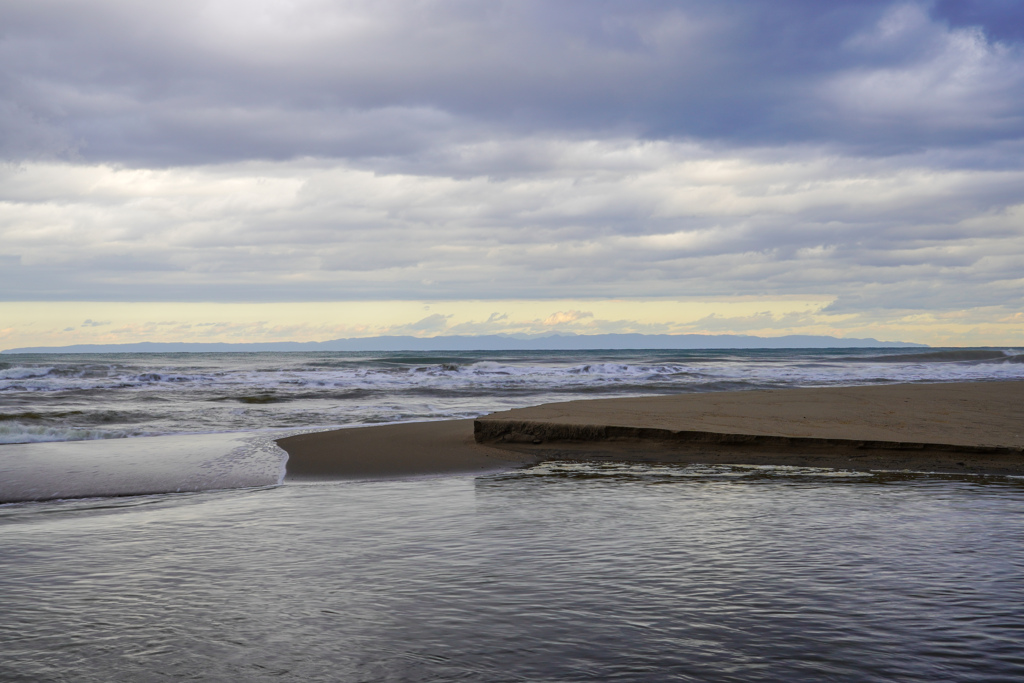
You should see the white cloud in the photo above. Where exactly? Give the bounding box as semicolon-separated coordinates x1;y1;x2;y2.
2;1;1023;344
824;3;1024;139
542;310;593;326
1;140;1022;312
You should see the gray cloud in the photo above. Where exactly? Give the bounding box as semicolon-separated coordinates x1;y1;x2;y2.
1;145;1021;311
933;0;1024;42
1;0;1022;330
3;1;1023;167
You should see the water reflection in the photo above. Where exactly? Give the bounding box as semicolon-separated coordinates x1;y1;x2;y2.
1;466;1022;681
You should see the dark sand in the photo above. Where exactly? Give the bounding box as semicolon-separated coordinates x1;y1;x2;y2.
277;381;1024;479
278;419;536;481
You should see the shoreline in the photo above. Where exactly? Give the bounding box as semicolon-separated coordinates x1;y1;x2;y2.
276;419;538;481
276;381;1024;479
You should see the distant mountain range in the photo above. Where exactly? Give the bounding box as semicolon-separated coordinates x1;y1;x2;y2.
2;333;926;353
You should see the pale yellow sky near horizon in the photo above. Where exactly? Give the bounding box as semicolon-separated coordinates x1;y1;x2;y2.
1;300;1021;349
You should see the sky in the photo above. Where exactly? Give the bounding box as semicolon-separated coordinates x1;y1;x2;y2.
2;0;1023;347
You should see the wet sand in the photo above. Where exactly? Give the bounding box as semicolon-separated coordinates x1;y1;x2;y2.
277;381;1024;478
277;419;537;480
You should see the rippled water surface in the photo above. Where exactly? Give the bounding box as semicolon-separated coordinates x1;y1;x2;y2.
3;464;1022;682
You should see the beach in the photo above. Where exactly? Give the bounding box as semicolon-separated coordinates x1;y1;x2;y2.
7;360;1024;680
278;419;536;479
278;380;1024;478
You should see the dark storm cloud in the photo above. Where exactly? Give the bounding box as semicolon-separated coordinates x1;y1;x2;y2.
3;0;1022;166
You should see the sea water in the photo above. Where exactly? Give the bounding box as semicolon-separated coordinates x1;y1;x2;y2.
1;465;1022;681
2;347;1023;501
3;347;1023;444
2;348;1023;680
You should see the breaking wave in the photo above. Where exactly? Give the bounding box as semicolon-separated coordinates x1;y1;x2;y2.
0;423;147;445
0;432;288;503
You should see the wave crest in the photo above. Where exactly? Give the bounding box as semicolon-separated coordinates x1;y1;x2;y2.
864;350;1020;363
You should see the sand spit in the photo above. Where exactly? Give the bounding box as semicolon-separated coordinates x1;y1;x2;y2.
277;419;536;481
278;381;1024;478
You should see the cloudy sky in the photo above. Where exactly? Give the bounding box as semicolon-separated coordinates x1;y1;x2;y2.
2;0;1023;347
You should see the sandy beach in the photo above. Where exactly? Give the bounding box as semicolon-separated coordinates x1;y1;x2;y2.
277;381;1024;478
277;419;537;480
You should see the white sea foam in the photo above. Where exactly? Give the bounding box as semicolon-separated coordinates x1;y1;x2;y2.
0;423;148;444
0;432;288;503
522;461;876;479
0;366;56;380
3;352;1024;397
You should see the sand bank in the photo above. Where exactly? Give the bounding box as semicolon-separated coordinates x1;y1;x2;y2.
277;419;536;481
477;381;1024;475
277;381;1024;479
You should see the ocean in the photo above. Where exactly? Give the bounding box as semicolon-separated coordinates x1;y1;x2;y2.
2;348;1023;680
4;347;1023;445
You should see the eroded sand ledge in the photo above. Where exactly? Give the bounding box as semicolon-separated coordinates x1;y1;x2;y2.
278;381;1024;479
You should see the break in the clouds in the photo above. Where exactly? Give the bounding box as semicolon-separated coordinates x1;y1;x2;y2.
2;0;1023;341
